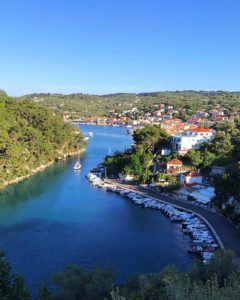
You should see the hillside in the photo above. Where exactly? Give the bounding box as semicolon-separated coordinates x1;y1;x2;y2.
20;91;240;117
0;92;86;189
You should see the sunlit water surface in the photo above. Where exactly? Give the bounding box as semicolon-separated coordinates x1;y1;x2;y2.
0;125;192;295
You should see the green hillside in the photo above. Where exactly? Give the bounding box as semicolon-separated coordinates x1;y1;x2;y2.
20;91;240;117
0;92;86;189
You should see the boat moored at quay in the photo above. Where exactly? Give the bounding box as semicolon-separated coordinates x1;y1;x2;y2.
87;170;221;265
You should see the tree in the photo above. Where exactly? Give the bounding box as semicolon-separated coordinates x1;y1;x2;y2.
0;251;29;299
122;153;143;177
0;96;86;189
186;150;203;168
133;125;171;155
210;131;233;157
104;125;171;182
203;250;236;283
52;265;114;300
202;150;216;168
38;282;52;300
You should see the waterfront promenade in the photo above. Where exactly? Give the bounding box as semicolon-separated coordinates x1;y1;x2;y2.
106;180;240;260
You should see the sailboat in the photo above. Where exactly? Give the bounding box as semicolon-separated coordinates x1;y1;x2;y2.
107;147;112;156
73;161;81;170
73;148;82;170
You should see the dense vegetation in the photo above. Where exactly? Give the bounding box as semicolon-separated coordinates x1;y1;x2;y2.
186;120;240;232
0;91;86;189
1;249;239;299
104;125;171;183
20;91;240;118
105;122;240;230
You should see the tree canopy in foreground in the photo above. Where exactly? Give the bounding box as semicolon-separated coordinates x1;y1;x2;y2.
0;249;239;300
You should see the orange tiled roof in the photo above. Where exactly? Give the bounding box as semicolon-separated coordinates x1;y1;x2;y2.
190;127;212;133
167;159;183;166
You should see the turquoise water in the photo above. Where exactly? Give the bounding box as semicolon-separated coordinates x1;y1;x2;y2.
0;125;192;295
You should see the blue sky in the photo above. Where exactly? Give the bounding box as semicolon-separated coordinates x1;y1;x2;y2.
0;0;239;96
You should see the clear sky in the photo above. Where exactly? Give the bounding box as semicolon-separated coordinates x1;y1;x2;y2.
0;0;239;96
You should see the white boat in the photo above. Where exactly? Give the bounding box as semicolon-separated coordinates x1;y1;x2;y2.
87;132;94;138
73;161;81;170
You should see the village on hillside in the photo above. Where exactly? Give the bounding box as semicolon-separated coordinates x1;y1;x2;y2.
64;102;232;128
120;126;220;211
30;95;240;226
66;102;231;211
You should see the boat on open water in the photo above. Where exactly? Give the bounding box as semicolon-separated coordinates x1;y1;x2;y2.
73;161;81;170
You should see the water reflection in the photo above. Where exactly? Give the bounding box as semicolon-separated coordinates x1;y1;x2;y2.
0;162;65;206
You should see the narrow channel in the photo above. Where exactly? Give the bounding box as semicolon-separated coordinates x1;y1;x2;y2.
0;125;192;294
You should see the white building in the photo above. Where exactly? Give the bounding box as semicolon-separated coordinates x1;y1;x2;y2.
180;172;203;185
172;128;214;155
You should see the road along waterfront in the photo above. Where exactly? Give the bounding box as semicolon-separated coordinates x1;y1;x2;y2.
105;179;240;261
105;180;224;249
87;173;222;263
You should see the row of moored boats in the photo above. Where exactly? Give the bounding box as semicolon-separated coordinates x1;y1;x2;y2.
86;171;219;264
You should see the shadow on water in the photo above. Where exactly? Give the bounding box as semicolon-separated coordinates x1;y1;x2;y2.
0;153;86;207
0;163;66;207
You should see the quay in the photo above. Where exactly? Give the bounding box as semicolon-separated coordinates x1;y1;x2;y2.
106;179;240;261
88;171;226;264
105;179;224;249
104;179;240;265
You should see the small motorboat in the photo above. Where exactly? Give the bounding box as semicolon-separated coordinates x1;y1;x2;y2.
73;161;81;170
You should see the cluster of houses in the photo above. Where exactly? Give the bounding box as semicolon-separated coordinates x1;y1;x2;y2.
65;101;237;128
152;160;225;208
120;160;223;208
64;101;229;208
122;124;219;208
151;126;220;207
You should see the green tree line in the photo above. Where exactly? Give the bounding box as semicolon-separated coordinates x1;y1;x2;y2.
20;91;240;118
1;249;240;300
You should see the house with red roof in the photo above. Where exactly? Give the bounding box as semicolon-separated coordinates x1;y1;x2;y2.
166;159;183;174
155;158;183;175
